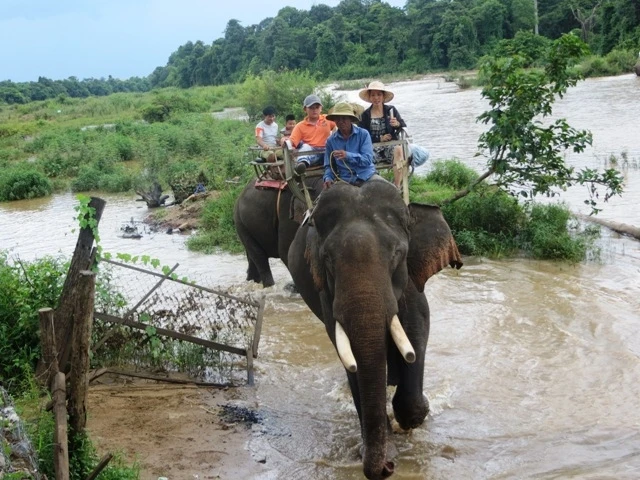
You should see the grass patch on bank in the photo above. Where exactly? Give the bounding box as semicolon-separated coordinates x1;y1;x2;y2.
187;186;246;254
410;160;599;261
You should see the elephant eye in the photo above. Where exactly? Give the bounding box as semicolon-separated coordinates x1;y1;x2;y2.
392;248;407;267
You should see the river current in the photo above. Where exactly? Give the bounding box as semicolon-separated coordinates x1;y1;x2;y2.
1;74;639;479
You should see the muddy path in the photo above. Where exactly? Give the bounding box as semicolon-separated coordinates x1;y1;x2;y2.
87;380;268;480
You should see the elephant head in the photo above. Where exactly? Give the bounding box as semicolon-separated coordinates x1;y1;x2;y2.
287;179;462;480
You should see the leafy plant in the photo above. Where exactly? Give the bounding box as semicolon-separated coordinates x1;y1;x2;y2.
456;33;624;214
0;167;52;201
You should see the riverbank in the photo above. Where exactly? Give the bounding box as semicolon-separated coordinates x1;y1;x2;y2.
87;377;269;480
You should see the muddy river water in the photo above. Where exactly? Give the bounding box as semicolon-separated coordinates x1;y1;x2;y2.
2;74;640;479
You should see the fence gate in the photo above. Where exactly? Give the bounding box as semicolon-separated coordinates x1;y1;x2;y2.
92;258;265;386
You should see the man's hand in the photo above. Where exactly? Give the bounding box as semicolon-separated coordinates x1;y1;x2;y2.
323;180;333;190
333;150;347;160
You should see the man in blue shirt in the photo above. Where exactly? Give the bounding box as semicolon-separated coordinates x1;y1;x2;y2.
323;102;377;190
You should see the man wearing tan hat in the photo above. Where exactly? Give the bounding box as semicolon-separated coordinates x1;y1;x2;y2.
323;102;376;189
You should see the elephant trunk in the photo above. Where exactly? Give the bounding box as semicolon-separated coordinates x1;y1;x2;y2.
343;305;394;480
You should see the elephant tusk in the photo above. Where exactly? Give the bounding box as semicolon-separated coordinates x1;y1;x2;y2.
335;322;357;373
391;315;416;363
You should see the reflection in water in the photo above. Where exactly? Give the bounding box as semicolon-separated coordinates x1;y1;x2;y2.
2;75;640;478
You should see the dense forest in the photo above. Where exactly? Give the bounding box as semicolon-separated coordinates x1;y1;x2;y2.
1;0;639;104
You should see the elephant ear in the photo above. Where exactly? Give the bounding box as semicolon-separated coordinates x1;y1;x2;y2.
304;227;325;291
407;203;463;292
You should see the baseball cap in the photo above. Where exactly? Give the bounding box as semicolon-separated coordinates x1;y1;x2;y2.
303;94;322;108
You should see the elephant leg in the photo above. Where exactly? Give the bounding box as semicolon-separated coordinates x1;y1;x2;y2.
254;255;275;287
239;234;275;287
246;258;261;283
391;292;430;430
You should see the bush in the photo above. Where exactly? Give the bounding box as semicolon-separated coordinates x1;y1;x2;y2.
240;70;326;121
0;253;66;394
520;203;591;262
491;31;552;67
424;159;479;189
0;168;52;201
187;187;244;253
441;187;525;257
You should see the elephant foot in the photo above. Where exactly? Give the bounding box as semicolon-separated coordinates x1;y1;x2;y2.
392;394;429;431
358;440;398;462
283;282;298;294
262;274;275;288
246;264;261;283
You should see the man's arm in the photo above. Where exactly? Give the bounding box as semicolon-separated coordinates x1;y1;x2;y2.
255;125;270;149
323;138;337;185
345;129;374;166
286;123;302;148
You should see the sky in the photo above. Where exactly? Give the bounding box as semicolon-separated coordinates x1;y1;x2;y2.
1;0;407;83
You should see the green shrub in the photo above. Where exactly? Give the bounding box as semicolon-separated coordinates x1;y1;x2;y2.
0;168;52;201
110;133;135;161
424;159;479;189
441;187;524;257
187;187;244;253
491;31;552;67
240;70;325;121
604;49;637;73
577;55;618;77
520;203;591;262
0;254;66;393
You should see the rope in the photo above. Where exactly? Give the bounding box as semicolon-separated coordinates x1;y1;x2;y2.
328;150;354;185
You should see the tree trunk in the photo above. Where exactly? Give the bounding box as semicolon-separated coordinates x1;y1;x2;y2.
135;181;169;208
38;307;58;389
54;197;104;373
67;270;96;436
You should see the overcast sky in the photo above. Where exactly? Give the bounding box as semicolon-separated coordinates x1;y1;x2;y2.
1;0;407;83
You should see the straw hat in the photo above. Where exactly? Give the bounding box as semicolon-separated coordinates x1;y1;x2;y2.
326;102;360;122
359;80;394;103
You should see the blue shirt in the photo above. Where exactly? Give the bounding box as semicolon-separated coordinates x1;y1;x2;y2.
323;124;376;185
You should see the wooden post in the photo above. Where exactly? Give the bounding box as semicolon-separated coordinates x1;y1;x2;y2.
54;196;105;374
53;372;70;480
67;270;96;436
246;345;254;386
38;307;58;389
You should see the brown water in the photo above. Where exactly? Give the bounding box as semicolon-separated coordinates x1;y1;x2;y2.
2;75;640;479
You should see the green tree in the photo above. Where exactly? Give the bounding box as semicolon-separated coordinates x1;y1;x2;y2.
447;34;623;214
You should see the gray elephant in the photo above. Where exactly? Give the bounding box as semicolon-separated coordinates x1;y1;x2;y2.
234;176;324;287
287;179;462;480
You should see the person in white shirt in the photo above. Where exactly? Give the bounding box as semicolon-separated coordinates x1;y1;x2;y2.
255;106;282;163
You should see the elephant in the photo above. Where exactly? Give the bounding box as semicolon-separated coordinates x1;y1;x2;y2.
234;176;324;287
287;179;463;480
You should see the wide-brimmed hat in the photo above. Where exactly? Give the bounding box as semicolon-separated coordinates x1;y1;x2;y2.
326;102;360;122
359;81;394;103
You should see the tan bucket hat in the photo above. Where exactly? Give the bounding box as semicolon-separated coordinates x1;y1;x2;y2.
326;102;360;122
359;80;394;103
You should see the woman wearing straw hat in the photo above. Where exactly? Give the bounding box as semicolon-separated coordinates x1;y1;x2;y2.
323;102;376;189
359;80;408;188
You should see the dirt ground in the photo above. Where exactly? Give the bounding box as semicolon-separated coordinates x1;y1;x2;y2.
87;377;268;480
143;192;215;233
